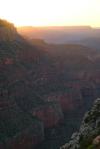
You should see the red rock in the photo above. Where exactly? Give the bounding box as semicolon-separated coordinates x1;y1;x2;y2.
32;104;63;128
4;58;13;65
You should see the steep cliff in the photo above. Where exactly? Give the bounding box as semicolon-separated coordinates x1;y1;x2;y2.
61;98;100;149
0;19;46;148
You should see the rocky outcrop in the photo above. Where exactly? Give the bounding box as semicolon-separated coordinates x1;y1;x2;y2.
61;98;100;149
0;19;17;41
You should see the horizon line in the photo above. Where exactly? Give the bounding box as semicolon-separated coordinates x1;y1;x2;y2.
17;25;100;29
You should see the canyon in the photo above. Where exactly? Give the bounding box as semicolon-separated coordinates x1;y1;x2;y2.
0;19;100;149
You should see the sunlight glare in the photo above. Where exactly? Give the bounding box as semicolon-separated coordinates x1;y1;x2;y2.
0;0;100;27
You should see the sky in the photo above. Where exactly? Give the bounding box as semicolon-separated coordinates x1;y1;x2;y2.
0;0;100;27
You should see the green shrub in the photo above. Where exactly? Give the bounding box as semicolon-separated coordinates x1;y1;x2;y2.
87;144;94;149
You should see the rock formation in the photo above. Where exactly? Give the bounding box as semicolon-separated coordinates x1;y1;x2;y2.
61;98;100;149
0;19;17;41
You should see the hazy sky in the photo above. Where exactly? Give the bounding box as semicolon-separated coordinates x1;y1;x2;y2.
0;0;100;27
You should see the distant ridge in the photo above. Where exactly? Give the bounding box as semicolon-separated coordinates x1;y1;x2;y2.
17;25;100;49
17;26;92;30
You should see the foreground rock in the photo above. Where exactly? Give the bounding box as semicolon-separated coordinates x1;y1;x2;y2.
61;98;100;149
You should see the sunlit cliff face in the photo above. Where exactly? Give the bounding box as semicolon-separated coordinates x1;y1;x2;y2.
0;0;100;27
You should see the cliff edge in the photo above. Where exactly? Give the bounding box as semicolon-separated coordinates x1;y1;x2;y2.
61;98;100;149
